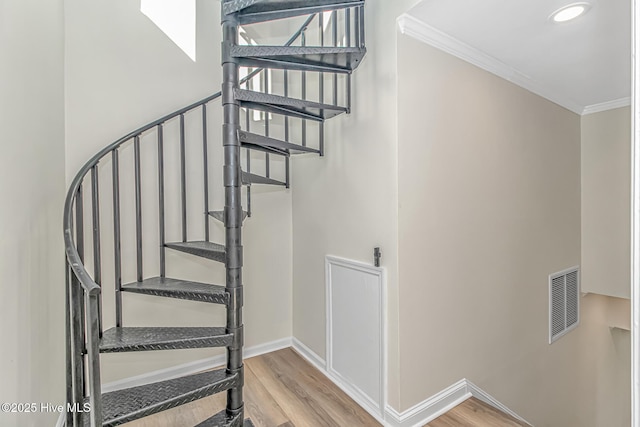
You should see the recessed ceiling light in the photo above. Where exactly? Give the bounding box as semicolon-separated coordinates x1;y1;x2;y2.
550;2;591;23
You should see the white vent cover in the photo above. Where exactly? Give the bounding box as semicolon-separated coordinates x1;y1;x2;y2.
549;266;580;343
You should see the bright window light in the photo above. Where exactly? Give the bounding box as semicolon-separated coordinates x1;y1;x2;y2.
550;3;591;23
141;0;196;61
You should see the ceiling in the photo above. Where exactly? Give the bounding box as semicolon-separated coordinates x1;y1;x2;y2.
403;0;631;115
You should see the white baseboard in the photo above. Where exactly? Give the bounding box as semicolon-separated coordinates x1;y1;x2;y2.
100;336;292;394
291;337;387;426
384;379;471;427
385;378;533;427
55;337;292;427
290;337;326;371
467;379;533;426
57;336;532;427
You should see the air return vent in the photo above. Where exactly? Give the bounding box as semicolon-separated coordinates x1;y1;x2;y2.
549;267;580;344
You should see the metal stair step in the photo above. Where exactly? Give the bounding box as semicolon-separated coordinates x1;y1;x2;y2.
242;171;286;186
224;0;364;24
240;131;320;155
121;277;227;305
195;409;255;427
82;369;238;427
235;89;347;122
232;46;365;73
209;210;249;223
165;241;226;263
99;327;232;353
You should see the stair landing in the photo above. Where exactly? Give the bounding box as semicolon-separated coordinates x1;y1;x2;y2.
425;397;530;427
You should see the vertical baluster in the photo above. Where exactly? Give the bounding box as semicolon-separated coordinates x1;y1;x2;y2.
85;293;103;427
202;105;210;241
134;136;143;283
355;6;361;48
284;69;291;188
67;260;84;426
358;5;365;48
65;260;76;427
301;30;307;146
284;70;289;143
90;166;103;337
75;185;86;329
264;69;270;178
112;149;122;327
246;108;252;217
346;7;353;114
73;186;87;403
319;11;325;156
332;10;338;106
346;8;352;47
180;114;187;242
157;124;166;277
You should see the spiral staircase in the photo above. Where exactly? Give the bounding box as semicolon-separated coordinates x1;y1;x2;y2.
63;1;366;426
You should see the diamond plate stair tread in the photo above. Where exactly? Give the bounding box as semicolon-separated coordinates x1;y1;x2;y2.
225;0;363;24
121;277;227;304
165;241;226;263
83;369;238;427
239;131;320;155
241;171;286;186
232;46;365;73
209;210;248;223
194;409;254;427
235;89;347;121
99;327;232;353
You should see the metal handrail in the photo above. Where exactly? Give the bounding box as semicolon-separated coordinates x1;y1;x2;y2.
63;13;317;295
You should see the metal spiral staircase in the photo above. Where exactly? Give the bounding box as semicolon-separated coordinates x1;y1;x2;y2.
63;1;366;426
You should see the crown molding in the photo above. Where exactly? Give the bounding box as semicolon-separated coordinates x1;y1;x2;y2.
582;97;632;115
397;14;586;115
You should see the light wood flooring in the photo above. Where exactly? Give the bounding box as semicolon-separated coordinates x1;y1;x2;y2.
123;348;528;427
426;397;530;427
124;347;379;426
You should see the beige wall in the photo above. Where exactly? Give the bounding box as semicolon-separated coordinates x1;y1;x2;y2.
290;0;421;408
581;107;631;298
397;34;629;425
65;0;292;382
0;0;66;425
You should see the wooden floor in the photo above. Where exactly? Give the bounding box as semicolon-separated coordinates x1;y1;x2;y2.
123;348;527;427
124;347;380;426
425;397;530;427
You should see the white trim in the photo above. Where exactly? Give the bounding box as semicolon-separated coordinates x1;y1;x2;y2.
582;97;632;115
102;336;291;393
57;337;532;427
384;379;470;427
467;380;533;426
291;338;388;425
290;338;531;427
396;13;585;115
291;336;326;371
55;337;292;427
325;255;387;420
632;0;640;424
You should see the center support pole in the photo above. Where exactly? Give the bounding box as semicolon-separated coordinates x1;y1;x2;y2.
221;6;245;419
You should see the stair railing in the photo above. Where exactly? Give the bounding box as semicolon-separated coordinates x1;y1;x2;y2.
63;5;362;425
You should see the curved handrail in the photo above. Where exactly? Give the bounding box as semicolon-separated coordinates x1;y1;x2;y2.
63;13;318;295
